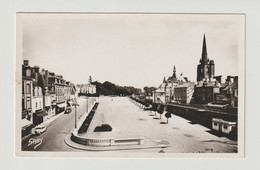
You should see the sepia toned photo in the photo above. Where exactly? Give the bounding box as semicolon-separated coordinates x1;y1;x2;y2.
15;13;245;157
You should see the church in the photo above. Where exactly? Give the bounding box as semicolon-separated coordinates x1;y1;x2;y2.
194;35;220;104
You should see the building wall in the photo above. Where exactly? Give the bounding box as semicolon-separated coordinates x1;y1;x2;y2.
174;87;187;104
22;79;33;120
55;84;66;103
194;86;218;104
31;86;43;113
153;91;166;104
78;84;96;94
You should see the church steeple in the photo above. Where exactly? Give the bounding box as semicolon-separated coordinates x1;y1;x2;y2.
172;65;177;80
197;34;215;82
201;34;208;63
163;76;166;83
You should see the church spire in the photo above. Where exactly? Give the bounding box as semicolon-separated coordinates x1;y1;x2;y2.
172;65;177;80
163;76;166;83
201;34;208;62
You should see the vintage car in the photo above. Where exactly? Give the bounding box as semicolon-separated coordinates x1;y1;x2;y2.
31;124;47;135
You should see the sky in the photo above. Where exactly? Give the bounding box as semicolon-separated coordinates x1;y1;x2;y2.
20;14;243;89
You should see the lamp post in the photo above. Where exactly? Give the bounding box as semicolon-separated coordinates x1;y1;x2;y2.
73;98;79;129
86;89;89;113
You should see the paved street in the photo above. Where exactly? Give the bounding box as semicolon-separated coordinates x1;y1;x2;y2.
21;97;93;151
83;96;237;153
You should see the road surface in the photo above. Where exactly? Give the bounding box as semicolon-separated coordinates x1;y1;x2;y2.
22;97;93;151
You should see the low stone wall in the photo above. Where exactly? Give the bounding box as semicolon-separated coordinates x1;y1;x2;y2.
71;131;145;147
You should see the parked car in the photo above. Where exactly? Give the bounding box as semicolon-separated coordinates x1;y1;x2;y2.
94;124;112;132
65;107;72;114
31;125;47;135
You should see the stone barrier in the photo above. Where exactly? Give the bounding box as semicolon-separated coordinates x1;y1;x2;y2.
71;131;145;147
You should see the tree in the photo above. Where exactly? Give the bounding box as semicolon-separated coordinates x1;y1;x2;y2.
157;105;164;119
165;112;172;124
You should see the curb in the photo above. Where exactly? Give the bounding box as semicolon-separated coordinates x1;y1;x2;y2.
64;133;172;151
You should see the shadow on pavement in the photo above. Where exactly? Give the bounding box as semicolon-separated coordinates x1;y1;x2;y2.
160;122;167;124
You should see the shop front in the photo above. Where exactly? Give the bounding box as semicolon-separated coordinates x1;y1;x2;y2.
56;102;66;115
33;110;48;125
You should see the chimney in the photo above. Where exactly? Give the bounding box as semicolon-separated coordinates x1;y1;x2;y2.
23;60;29;66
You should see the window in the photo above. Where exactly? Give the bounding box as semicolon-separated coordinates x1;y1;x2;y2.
38;87;41;96
25;69;31;77
35;102;38;109
214;122;218;126
39;101;41;108
223;125;228;129
27;99;31;109
34;87;38;96
26;83;31;94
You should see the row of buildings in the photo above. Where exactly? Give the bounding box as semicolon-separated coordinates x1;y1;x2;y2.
22;60;76;136
153;35;238;108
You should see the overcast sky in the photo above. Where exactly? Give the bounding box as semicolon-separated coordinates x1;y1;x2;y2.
20;14;243;89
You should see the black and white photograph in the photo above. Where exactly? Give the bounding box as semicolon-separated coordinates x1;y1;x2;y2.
15;13;245;157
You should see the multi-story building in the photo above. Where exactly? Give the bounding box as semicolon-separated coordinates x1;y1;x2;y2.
22;60;33;121
31;85;46;125
53;75;67;114
153;66;190;104
174;82;195;104
215;76;238;107
21;60;34;136
194;81;220;104
40;69;57;118
77;76;96;96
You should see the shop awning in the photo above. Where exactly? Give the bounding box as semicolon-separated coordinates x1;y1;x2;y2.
57;103;66;108
21;118;32;128
67;101;73;106
35;110;48;117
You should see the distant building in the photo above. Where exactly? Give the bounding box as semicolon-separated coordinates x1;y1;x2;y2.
215;76;238;107
153;66;192;104
153;77;168;104
194;81;220;104
174;82;195;104
77;76;97;96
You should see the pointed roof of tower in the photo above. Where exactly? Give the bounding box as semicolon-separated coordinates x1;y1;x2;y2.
163;76;166;83
172;65;177;79
201;34;208;62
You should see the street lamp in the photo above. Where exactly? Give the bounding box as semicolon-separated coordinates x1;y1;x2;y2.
72;98;79;129
86;89;89;113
